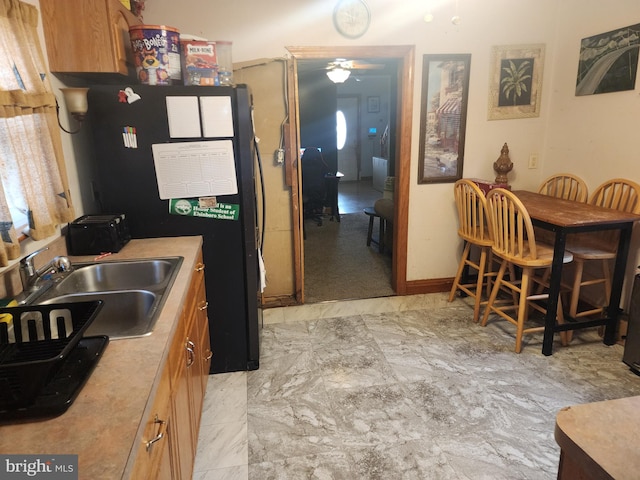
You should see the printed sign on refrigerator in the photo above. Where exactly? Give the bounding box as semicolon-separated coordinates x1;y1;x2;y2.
169;199;240;220
151;140;238;199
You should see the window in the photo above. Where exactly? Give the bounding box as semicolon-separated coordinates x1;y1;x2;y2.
0;1;76;265
336;109;347;150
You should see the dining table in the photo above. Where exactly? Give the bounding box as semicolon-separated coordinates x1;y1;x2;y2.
514;190;640;355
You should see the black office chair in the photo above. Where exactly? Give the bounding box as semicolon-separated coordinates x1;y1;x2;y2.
301;147;330;228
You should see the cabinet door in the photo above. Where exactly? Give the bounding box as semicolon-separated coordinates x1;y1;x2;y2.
188;261;211;442
106;0;138;75
186;308;204;446
40;0;140;75
195;272;212;388
171;372;194;480
169;316;195;480
199;302;213;390
156;416;175;480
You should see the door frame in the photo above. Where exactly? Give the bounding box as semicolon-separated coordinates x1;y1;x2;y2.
286;45;415;303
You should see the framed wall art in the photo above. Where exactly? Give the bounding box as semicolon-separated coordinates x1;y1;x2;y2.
488;44;545;120
576;23;640;96
367;96;380;112
418;53;470;184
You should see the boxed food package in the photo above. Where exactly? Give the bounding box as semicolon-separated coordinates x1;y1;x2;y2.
129;25;181;85
467;178;511;196
181;40;218;86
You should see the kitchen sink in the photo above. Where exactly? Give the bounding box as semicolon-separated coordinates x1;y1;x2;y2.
29;257;183;339
39;290;157;339
52;258;181;294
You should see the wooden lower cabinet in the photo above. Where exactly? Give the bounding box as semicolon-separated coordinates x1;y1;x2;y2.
130;365;172;479
132;256;210;479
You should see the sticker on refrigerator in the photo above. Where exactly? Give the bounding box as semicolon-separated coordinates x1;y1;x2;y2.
169;199;239;220
152;139;238;199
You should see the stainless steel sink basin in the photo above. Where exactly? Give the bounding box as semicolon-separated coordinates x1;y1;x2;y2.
39;290;157;339
30;257;183;339
53;258;180;294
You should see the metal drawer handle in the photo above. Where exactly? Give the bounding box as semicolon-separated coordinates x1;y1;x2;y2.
198;301;209;311
145;415;166;451
186;340;195;367
195;263;205;272
204;349;213;361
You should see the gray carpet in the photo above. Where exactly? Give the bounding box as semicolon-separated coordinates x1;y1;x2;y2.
304;212;393;303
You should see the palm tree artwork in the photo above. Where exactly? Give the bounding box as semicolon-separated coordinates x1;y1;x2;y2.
498;58;533;106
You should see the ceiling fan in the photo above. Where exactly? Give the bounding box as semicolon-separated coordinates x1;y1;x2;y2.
324;58;385;83
326;58;385;71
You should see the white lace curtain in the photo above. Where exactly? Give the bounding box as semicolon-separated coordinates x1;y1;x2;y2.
0;0;75;266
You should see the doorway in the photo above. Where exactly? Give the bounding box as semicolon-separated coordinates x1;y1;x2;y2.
286;46;415;304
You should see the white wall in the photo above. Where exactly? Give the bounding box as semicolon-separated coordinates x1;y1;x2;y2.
60;1;640;300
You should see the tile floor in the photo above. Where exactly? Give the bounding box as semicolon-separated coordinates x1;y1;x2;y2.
192;294;640;479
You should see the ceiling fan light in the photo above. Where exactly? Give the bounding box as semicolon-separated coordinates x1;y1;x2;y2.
327;68;351;83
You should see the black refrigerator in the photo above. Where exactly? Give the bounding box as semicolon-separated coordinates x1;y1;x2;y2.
86;84;261;373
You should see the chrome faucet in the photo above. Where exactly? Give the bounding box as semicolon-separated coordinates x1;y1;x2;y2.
19;247;73;292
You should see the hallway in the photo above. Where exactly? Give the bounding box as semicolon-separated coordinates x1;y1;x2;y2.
303;178;393;304
337;178;383;214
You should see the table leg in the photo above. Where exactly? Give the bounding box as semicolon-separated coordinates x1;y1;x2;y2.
543;229;567;356
603;224;633;345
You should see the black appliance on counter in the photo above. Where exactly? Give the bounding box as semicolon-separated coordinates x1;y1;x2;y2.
87;85;262;373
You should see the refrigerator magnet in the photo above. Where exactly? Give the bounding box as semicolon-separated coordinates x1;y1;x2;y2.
118;87;142;104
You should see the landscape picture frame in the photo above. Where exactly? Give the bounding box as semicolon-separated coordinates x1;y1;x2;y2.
488;44;545;120
575;23;640;96
418;53;470;184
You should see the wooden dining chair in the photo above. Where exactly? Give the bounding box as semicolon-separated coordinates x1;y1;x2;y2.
537;173;588;202
481;188;571;353
448;179;495;322
566;178;640;320
535;173;588;279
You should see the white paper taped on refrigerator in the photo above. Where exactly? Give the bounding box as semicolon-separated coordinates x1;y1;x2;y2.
166;96;201;138
200;96;234;137
152;140;238;199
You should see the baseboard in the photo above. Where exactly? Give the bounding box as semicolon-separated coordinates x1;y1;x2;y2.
262;279;454;307
404;277;453;295
261;294;300;309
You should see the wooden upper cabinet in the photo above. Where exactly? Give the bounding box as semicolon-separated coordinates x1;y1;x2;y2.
40;0;142;76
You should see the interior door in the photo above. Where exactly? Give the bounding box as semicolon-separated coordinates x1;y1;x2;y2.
337;96;360;181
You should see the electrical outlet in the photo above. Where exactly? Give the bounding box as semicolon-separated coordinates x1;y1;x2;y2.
528;153;539;169
275;148;285;164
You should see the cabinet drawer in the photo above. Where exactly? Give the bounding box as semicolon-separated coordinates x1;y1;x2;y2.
130;366;172;479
